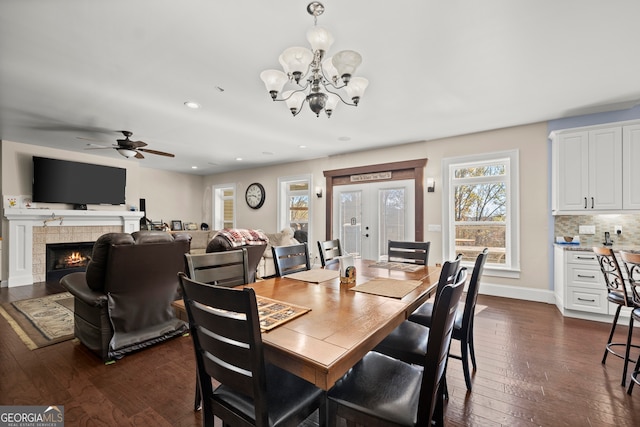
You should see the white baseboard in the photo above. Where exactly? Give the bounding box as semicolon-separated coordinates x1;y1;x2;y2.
478;281;556;304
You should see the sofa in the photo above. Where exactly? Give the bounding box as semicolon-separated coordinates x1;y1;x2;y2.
206;229;267;283
170;230;217;254
258;227;300;279
61;230;191;361
175;227;301;279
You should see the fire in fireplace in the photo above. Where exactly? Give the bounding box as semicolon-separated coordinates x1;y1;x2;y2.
46;241;94;281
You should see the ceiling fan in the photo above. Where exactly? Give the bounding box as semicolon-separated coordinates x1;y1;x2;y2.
80;131;175;159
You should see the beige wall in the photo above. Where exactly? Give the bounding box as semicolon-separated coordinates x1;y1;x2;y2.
203;122;551;296
2;121;551;297
136;166;204;227
1;139;204;230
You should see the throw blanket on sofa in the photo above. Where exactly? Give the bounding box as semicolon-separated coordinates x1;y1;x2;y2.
217;228;269;248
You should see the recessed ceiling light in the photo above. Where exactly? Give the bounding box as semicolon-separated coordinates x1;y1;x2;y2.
299;145;307;149
191;166;198;169
184;101;200;109
236;157;243;161
262;151;274;155
338;136;351;141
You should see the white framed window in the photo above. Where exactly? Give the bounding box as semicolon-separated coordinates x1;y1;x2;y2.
212;183;236;230
443;150;520;277
278;174;312;249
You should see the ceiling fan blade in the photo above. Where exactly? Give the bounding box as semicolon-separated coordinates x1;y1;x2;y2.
138;148;175;158
84;143;115;150
135;151;145;159
77;136;109;143
130;140;148;148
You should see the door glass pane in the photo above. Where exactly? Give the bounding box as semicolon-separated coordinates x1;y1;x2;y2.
379;187;406;259
288;194;309;233
339;191;362;258
223;199;234;229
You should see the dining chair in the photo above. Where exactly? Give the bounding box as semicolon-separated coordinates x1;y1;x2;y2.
184;249;251;410
272;242;311;276
406;253;463;328
372;265;468;365
185;249;249;288
317;239;343;267
387;240;430;265
178;273;326;427
447;248;489;391
327;276;466;427
593;246;635;386
619;251;640;394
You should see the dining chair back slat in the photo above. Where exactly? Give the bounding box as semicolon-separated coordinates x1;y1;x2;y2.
317;239;343;267
388;240;430;265
185;249;249;288
272;243;311;276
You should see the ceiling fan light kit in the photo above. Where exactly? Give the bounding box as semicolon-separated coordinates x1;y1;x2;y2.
117;148;138;158
260;2;368;118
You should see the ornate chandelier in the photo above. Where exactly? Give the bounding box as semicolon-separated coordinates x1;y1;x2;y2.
260;2;369;118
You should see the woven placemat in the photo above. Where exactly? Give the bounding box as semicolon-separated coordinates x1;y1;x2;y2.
368;261;424;272
256;295;311;331
285;269;340;283
351;277;422;299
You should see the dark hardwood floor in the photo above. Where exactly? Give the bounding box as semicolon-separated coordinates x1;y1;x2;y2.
2;283;640;426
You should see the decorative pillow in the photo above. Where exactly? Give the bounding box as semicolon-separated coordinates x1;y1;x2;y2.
262;228;298;258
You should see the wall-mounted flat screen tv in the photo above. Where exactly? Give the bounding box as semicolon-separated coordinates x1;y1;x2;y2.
32;156;126;206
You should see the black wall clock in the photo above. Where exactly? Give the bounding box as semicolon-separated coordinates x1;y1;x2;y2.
245;182;265;209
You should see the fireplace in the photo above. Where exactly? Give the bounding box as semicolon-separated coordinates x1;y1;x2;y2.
46;241;94;281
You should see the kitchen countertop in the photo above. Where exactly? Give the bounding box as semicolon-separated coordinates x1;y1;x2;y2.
554;243;640;252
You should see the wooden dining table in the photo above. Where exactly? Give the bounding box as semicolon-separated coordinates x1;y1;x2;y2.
240;259;442;390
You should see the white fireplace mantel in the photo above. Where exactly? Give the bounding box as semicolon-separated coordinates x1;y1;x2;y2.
3;209;143;287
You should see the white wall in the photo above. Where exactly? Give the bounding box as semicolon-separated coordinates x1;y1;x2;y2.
202;122;551;295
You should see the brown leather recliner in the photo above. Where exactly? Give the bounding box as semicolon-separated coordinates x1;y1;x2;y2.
61;230;191;362
206;230;267;283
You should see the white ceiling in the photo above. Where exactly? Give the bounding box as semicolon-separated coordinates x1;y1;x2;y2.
2;1;640;175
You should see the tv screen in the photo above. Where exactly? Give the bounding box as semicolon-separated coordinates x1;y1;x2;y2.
32;157;126;206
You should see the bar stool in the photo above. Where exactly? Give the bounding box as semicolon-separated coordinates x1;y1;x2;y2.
593;247;636;386
620;251;640;394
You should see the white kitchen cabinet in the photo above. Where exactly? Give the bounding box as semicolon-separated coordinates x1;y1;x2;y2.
623;124;640;209
552;127;622;213
562;249;608;315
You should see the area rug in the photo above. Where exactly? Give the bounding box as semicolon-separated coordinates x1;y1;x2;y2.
0;292;74;350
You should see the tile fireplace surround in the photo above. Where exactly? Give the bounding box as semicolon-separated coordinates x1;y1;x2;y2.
3;209;143;287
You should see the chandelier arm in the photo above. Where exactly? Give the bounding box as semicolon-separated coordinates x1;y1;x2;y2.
273;86;308;102
292;97;307;117
322;86;357;107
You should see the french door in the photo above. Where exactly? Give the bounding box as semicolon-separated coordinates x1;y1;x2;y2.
332;180;415;260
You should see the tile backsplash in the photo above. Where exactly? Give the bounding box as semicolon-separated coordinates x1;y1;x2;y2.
554;214;640;246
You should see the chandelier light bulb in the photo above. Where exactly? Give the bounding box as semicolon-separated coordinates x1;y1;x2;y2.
306;26;334;54
260;69;288;98
344;77;369;105
321;56;339;83
279;47;313;82
283;90;307;116
332;50;362;83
